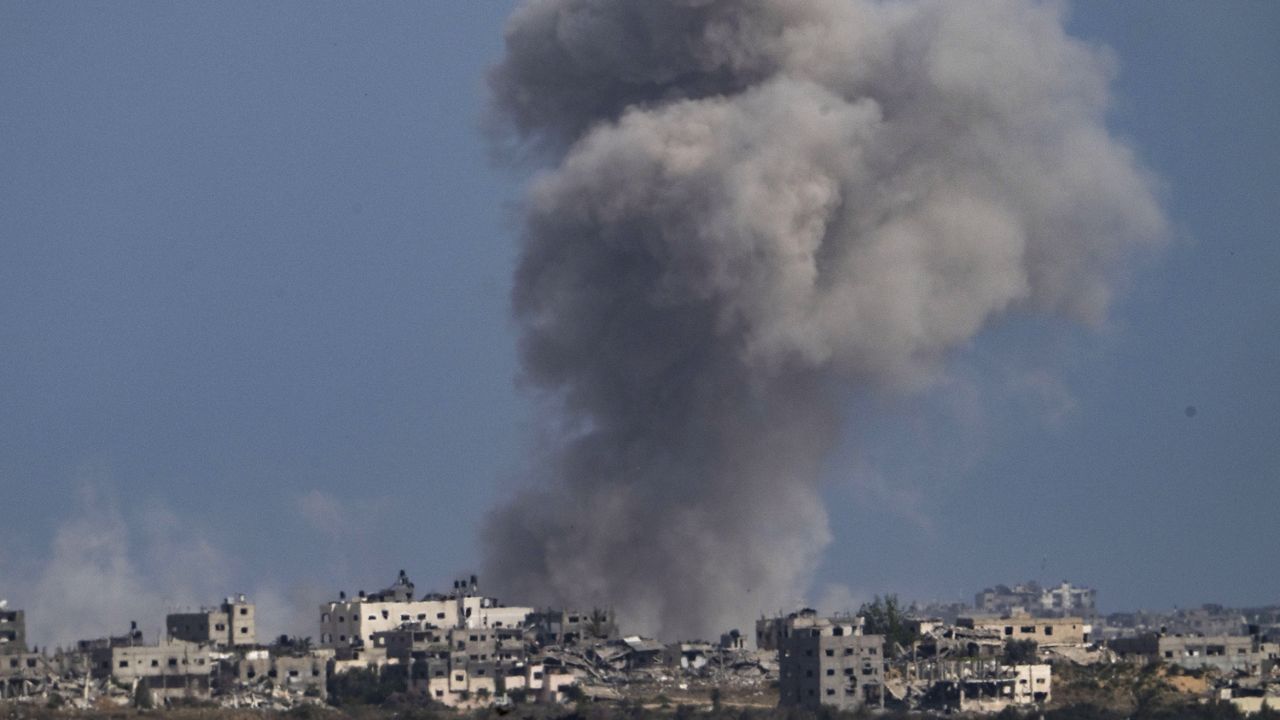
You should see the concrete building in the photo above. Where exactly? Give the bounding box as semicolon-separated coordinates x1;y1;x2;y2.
232;649;328;699
1158;635;1273;675
1;651;60;700
527;608;618;646
975;581;1096;618
757;608;864;652
166;594;256;648
776;615;885;711
957;615;1092;647
919;662;1052;713
100;639;215;703
319;573;534;650
1040;582;1097;616
0;603;25;655
376;623;569;707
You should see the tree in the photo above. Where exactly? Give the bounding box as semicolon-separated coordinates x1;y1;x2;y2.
857;595;919;654
1003;639;1039;665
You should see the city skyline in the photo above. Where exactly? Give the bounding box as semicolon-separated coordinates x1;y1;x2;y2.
1;1;1277;647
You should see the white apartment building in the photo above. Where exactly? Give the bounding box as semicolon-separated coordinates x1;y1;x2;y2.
318;574;533;650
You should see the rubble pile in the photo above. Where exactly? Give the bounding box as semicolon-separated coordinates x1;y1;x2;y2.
537;636;776;701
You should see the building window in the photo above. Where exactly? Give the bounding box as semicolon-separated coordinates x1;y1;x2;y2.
151;660;159;668
168;659;178;668
1005;627;1014;636
118;660;129;668
1044;626;1054;636
826;669;834;676
825;649;834;657
437;612;445;620
826;689;835;696
435;690;444;698
240;608;248;615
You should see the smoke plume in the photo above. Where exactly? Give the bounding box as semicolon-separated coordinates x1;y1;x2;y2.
484;0;1164;639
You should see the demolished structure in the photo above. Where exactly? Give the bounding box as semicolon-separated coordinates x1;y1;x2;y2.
0;603;25;656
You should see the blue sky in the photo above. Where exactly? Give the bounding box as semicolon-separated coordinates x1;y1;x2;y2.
1;1;1277;644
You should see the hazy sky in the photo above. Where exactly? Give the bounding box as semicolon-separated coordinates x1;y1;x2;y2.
1;2;1277;646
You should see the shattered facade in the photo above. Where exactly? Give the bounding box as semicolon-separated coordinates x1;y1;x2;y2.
0;606;24;655
776;616;885;711
103;639;215;703
166;593;256;648
232;650;328;700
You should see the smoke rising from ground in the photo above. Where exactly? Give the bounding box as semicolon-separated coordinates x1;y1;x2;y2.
484;0;1165;639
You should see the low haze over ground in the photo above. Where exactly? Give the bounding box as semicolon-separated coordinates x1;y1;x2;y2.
0;2;1276;646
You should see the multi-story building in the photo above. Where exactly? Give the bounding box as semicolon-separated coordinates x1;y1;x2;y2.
1;648;61;700
1157;634;1276;675
319;573;534;650
757;608;864;651
166;594;256;648
97;638;216;702
921;662;1052;713
975;581;1097;618
957;615;1092;647
0;604;25;655
231;649;329;699
375;623;569;707
1039;582;1097;616
776;615;885;711
526;608;618;646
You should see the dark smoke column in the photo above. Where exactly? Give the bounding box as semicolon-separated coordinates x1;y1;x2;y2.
484;0;1165;639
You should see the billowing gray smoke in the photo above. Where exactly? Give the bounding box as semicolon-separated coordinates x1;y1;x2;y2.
483;0;1165;639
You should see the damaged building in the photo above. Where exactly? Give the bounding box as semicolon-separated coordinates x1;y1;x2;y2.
166;593;256;648
231;649;329;700
0;603;25;656
375;623;571;707
95;638;216;703
906;661;1052;713
319;572;534;651
1109;628;1280;681
957;615;1092;647
775;614;886;711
